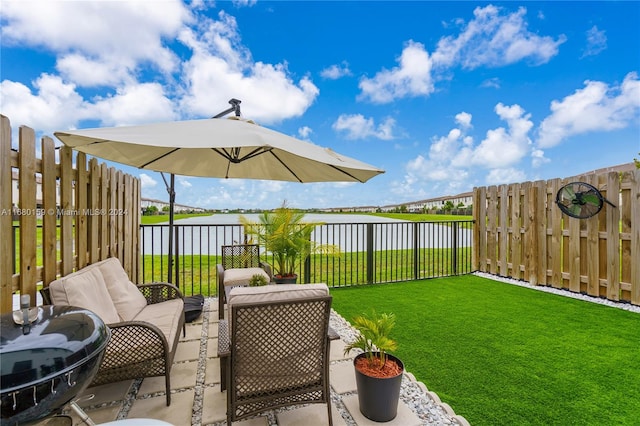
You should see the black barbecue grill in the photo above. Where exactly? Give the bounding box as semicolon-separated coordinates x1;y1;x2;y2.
1;305;110;425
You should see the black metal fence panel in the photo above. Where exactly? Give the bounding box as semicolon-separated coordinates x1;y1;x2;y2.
140;220;474;297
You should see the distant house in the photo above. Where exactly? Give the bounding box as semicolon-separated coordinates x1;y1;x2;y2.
141;197;205;213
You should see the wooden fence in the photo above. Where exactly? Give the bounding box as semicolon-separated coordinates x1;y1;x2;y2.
473;167;639;305
0;115;140;314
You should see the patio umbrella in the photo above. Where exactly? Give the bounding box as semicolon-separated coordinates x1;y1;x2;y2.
54;99;384;282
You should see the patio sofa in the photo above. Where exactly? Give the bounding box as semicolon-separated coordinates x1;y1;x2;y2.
40;257;185;406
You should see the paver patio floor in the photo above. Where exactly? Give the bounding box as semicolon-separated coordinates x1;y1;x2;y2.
32;298;465;426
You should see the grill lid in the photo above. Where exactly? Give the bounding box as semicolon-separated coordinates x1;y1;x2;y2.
1;305;110;393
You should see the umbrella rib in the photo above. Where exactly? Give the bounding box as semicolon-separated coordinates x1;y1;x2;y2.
327;165;366;183
140;148;180;169
268;151;303;183
211;147;273;163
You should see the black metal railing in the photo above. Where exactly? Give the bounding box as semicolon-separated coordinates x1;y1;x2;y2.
140;220;474;297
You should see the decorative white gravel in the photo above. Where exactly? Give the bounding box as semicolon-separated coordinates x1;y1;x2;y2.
473;272;640;314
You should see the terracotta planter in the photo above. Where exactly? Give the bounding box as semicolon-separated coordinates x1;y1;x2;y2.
273;274;297;284
353;352;404;422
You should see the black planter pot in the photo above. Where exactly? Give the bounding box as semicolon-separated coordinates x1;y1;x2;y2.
274;274;297;284
354;352;404;422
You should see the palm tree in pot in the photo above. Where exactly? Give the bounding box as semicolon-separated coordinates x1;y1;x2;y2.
344;311;404;422
240;202;339;283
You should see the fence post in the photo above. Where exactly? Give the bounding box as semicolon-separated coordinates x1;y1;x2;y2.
366;223;374;284
413;222;419;280
452;221;459;275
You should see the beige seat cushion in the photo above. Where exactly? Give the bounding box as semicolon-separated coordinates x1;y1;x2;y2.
227;283;329;332
133;298;184;349
95;257;148;321
224;267;270;287
49;267;120;324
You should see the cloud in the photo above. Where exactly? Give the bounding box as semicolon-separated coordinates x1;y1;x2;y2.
432;5;566;69
91;83;177;126
468;103;533;168
358;40;434;103
298;126;313;139
1;4;318;129
1;0;188;87
485;168;526;185
358;5;564;103
537;72;640;148
0;74;89;132
232;0;257;7
581;26;607;58
320;62;352;79
140;173;158;188
332;114;396;140
481;78;501;89
178;11;319;123
178;177;193;188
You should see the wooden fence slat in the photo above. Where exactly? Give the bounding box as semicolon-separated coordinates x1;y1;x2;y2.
499;184;508;276
109;167;117;259
41;137;57;285
510;183;522;279
100;163;109;260
0;115;13;312
605;171;621;300
89;158;100;263
59;146;74;276
549;179;562;288
487;186;498;275
630;170;640;305
76;152;88;269
18;126;38;304
586;174;599;296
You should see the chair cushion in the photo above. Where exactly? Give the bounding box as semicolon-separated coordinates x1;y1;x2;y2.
133;298;184;349
49;267;120;324
224;267;270;287
227;283;329;331
95;257;148;321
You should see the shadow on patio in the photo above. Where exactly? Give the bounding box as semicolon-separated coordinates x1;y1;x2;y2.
33;298;467;426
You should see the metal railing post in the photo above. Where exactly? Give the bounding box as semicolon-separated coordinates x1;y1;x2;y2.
366;223;374;284
452;221;458;275
413;222;419;280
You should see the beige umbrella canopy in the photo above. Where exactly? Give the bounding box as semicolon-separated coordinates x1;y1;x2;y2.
54;100;384;282
54;116;384;183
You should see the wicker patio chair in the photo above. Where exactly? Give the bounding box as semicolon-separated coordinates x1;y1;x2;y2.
217;284;334;425
216;244;272;319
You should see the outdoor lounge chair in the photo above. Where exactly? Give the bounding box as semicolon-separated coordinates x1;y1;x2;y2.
217;284;334;425
216;243;272;319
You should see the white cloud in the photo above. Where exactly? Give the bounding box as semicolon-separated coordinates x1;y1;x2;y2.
432;5;566;69
537;72;640;148
358;40;434;103
468;103;533;168
531;149;550;168
481;78;501;89
332;114;396;140
140;173;158;188
232;0;257;7
1;0;188;87
298;126;313;139
358;5;564;104
179;11;319;123
92;83;177;126
0;74;89;132
582;26;607;58
455;112;473;129
178;177;193;188
320;62;352;79
485;168;526;185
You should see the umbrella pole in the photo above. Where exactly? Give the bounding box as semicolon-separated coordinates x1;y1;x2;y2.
162;173;176;283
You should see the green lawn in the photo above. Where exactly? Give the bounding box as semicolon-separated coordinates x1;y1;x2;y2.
330;275;640;425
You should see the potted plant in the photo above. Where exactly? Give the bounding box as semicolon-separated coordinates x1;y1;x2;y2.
248;273;268;287
240;201;339;284
344;311;404;422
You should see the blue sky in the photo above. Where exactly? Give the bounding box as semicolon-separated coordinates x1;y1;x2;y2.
2;1;639;210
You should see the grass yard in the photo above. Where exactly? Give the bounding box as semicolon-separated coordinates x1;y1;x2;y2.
330;275;640;425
